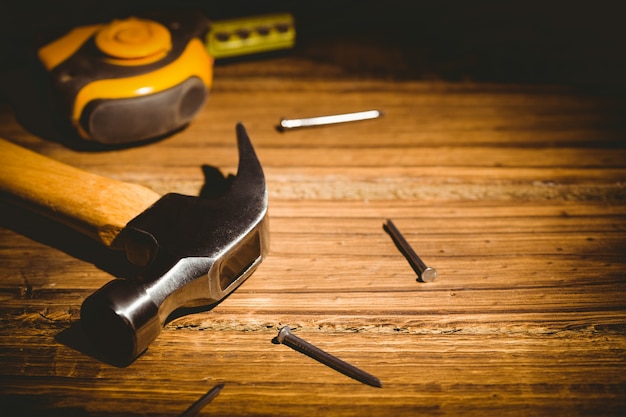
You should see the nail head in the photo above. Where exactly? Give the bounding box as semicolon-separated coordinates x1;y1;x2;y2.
420;266;437;282
277;326;291;343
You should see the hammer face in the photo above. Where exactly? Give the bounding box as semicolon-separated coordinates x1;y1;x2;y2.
80;123;269;364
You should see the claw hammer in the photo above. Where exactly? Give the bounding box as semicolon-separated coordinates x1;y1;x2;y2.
0;124;269;364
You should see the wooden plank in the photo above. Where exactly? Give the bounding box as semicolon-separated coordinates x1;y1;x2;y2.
1;54;626;417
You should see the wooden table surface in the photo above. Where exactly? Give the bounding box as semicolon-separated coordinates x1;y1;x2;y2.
1;9;626;416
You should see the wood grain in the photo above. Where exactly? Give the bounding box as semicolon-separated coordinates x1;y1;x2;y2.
1;54;625;416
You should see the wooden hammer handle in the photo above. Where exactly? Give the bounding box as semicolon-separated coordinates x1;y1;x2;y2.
0;138;161;248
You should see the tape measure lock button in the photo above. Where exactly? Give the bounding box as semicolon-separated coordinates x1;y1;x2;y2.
95;18;172;60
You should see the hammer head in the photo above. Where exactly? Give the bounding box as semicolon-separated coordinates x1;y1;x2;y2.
80;123;269;364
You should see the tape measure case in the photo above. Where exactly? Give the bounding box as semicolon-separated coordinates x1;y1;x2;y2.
38;13;213;144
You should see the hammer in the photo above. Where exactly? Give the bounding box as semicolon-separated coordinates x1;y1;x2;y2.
0;124;269;364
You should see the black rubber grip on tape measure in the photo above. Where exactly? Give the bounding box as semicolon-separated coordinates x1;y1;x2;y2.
80;76;207;144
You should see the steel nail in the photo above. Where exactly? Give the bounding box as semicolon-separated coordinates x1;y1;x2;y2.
384;219;437;282
278;109;382;131
276;326;382;388
179;383;225;417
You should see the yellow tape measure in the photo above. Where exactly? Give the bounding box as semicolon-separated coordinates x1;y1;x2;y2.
37;12;295;145
38;13;212;145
